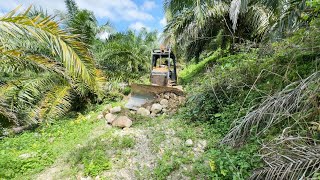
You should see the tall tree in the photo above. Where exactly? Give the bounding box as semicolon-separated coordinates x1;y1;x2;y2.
164;0;309;60
0;7;104;126
94;29;158;80
63;0;112;45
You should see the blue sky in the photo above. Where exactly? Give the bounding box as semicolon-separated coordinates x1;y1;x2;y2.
0;0;167;33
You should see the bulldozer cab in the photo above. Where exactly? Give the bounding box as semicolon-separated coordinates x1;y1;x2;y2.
151;49;177;86
125;48;182;110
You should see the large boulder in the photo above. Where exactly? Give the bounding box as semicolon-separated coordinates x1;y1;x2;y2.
137;107;150;117
160;99;169;107
105;113;116;124
112;116;132;128
151;103;162;114
110;106;121;114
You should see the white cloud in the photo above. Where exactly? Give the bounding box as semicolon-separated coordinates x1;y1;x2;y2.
160;17;167;27
97;31;110;40
141;0;156;10
129;22;150;31
0;0;154;22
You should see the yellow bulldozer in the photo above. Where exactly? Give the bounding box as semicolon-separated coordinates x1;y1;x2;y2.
125;48;183;110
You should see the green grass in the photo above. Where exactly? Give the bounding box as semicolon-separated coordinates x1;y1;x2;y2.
69;131;114;177
0;110;104;179
68;131;136;178
111;136;135;149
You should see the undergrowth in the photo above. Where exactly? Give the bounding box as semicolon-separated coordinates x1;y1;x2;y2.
178;18;320;179
0;111;104;179
179;49;222;84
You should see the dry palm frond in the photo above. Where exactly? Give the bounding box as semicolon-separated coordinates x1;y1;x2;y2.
250;136;320;179
221;71;320;146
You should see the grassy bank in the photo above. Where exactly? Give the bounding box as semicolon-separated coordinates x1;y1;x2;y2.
0;109;104;179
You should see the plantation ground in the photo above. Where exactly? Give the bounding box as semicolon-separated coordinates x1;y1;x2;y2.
0;103;218;180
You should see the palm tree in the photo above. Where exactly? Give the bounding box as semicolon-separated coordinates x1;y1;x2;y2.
0;7;104;126
94;29;158;80
63;0;113;45
163;0;309;60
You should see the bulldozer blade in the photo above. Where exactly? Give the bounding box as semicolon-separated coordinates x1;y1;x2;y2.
125;84;183;110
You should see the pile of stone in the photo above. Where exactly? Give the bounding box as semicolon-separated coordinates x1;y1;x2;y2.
97;104;132;128
135;92;186;117
97;92;185;129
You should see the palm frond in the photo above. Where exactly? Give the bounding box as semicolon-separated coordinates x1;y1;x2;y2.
0;7;96;89
0;6;104;126
250;137;320;179
221;71;320;146
229;0;249;32
246;4;273;37
39;85;73;122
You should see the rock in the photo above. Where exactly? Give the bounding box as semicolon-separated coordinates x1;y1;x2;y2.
19;153;33;159
169;93;177;99
164;94;170;100
137;107;150;116
146;106;151;111
105;104;112;111
150;113;156;118
105;113;116;124
112;116;132;128
198;140;207;149
162;108;168;113
80;177;92;180
110;106;121;114
97;114;104;120
48;137;55;143
165;129;175;136
160;99;169;107
102;104;112;116
130;111;136;115
106;124;112;129
185;139;193;147
151;103;162;114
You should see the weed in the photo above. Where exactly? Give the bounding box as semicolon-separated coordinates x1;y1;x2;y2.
111;136;135;149
70;138;112;177
0;111;103;179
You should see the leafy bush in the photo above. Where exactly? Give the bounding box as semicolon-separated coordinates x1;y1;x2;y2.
182;17;320;179
122;86;131;96
193;142;262;179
